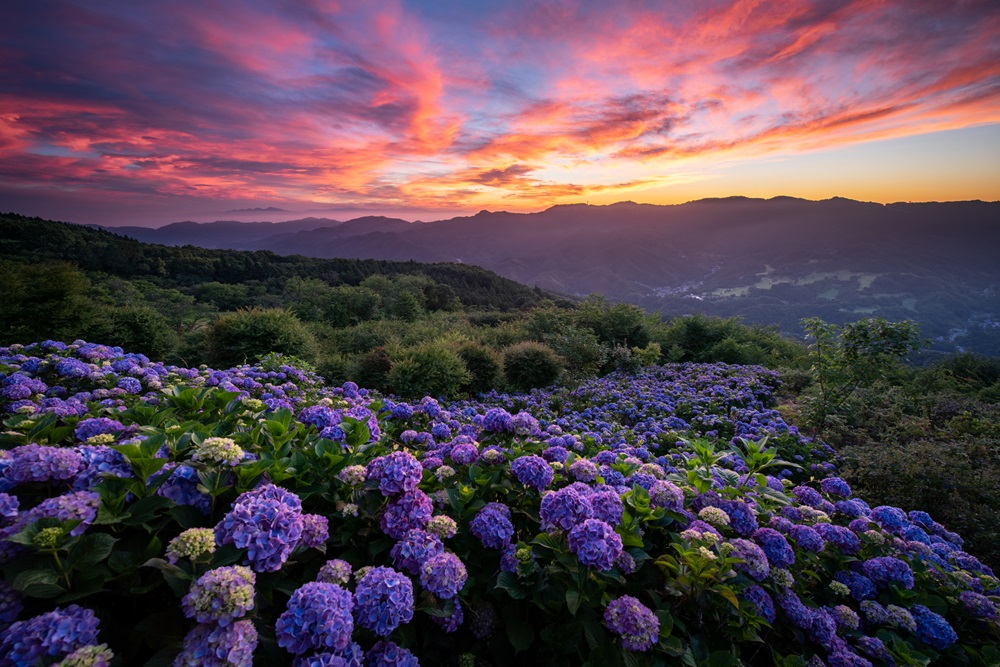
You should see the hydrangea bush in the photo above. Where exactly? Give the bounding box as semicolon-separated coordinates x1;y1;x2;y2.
0;340;997;666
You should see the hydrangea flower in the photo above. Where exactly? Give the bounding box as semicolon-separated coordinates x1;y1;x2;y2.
789;525;825;553
301;514;330;549
173;619;258;667
814;523;860;554
390;529;443;576
167;527;217;564
53;643;115;667
912;604;957;650
959;590;997;619
276;582;354;655
569;458;598;482
73;418;126;442
372;452;422;497
482;408;514;433
425;515;457;539
741;585;775;623
338;465;366;486
354;567;414;637
22;490;100;537
317;559;353;586
363;640;418;667
419;552;467;599
589;489;624;525
4;443;83;484
820;477;852;498
1;605;100;667
181;565;256;626
380;491;433;540
510;455;554;491
539;486;593;532
863;556;914;590
0;579;24;627
449;443;479;466
156;464;211;514
752;528;795;569
431;599;464;633
214;484;305;572
468;602;497;640
649;479;684;511
567;519;622;571
192;437;244;466
603;596;660;652
292;644;363;667
470;503;514;549
728;538;770;581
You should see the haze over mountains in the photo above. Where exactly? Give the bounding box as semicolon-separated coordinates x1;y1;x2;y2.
98;197;1000;355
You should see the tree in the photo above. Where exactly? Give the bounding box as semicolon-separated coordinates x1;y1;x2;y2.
206;308;317;367
801;317;923;432
502;341;563;391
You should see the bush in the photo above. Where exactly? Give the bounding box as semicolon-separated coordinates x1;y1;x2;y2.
206;308;317;367
354;346;393;393
92;304;178;360
502;341;563;391
388;342;470;398
458;343;502;395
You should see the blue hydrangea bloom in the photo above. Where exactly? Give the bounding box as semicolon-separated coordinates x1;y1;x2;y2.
752;528;795;569
741;585;775;623
419;552;467;599
815;523;860;554
834;571;877;601
214;484;304;572
510;455;553;491
912;604;957;650
354;567;414;637
539;486;593;532
276;582;354;655
863;556;914;590
5;444;83;485
1;605;100;667
181;566;256;626
390;529;443;576
603;596;659;652
470;503;514;549
482;408;514;433
363;640;419;667
729;538;770;581
173;619;258;667
567;519;622;571
589;489;624;526
820;477;852;498
789;525;825;553
373;452;422;497
380;491;433;540
649;480;684;511
73;417;126;442
292;644;363;667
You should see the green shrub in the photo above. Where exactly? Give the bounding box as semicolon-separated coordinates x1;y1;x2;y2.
354;346;393;393
206;308;317;367
388;342;470;398
502;341;563;391
458;343;502;395
93;304;178;359
317;353;351;387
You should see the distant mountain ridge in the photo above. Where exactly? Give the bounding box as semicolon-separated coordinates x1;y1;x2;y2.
94;197;1000;354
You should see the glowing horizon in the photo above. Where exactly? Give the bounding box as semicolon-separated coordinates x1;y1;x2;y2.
1;0;999;226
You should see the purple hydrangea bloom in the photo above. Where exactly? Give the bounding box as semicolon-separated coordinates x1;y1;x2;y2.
912;604;957;650
820;477;852;498
827;650;873;667
569;458;598;482
301;514;330;549
276;582;354;655
863;556;914;590
856;636;892;665
24;490;100;537
510;455;554;491
752;528;795;569
1;605;100;667
648;479;684;511
448;443;479;466
720;500;758;536
806;607;838;648
729;538;770;581
73;417;126;442
317;559;353;586
958;590;997;619
354;567;414;637
214;484;305;572
603;596;660;652
72;445;132;491
539;486;593;532
390;529;444;576
292;644;363;667
0;492;19;520
815;523;860;554
776;589;814;631
470;503;514;549
116;376;142;394
373;452;423;497
482;408;514;433
789;524;825;553
0;580;24;627
419;552;467;599
567;519;623;571
380;491;433;540
908;510;934;528
157;464;211;514
173;619;258;667
791;485;823;508
870;506;908;534
469;602;497;640
363;640;419;667
834;571;877;601
834;499;868;518
5;444;83;484
181;566;256;626
589;489;624;526
741;585;775;623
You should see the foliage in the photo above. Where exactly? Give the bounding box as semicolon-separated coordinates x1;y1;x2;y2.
206;308;318;367
801;317;923;432
1;341;996;667
458;343;502;395
502;341;563;391
388;342;471;398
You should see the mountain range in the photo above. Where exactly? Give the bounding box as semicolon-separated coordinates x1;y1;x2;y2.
96;197;1000;355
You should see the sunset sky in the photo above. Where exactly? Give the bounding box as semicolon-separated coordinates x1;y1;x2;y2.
2;0;999;226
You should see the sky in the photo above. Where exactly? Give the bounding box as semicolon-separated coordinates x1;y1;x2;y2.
1;0;999;226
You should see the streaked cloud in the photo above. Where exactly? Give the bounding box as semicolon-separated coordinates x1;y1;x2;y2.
1;0;998;223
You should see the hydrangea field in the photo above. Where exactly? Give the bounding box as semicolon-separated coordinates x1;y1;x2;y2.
1;340;998;667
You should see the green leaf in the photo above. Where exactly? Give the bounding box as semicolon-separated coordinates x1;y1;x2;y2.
502;605;535;652
123;495;174;526
13;569;64;598
566;588;581;615
495;571;528;600
70;533;117;567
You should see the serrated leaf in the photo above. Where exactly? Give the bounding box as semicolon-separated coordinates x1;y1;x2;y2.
14;569;64;598
566;588;581;615
495;571;528;600
502;605;535;652
71;533;116;567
